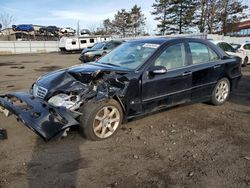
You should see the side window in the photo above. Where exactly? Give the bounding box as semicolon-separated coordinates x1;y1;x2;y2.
224;43;235;52
189;42;210;64
80;40;87;44
218;43;226;51
244;44;250;50
189;42;219;63
105;43;116;50
153;43;187;70
208;47;219;61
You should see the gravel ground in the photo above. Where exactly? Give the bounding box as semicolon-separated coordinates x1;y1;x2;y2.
0;53;249;188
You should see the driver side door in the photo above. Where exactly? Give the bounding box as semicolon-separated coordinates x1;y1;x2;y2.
141;42;192;112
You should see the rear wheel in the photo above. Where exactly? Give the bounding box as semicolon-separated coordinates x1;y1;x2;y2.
210;78;230;105
79;99;123;141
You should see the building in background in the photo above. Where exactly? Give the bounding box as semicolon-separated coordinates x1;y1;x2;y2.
228;20;250;37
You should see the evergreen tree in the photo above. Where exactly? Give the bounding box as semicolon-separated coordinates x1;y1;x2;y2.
196;0;248;34
112;9;132;37
103;19;113;34
152;0;197;34
130;5;146;36
101;5;146;37
151;0;168;35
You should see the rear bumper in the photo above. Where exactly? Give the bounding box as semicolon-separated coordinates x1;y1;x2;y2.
0;92;79;141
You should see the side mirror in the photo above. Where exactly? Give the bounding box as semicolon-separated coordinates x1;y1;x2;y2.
148;66;167;76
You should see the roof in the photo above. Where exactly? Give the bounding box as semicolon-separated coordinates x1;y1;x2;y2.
128;37;174;44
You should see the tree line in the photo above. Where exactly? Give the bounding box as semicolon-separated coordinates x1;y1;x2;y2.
98;0;248;37
95;5;146;37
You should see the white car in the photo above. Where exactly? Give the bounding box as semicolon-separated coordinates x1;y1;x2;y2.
231;43;250;66
60;27;75;34
213;41;248;66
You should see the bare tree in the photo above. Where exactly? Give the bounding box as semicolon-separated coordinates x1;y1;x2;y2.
87;24;97;34
0;12;15;29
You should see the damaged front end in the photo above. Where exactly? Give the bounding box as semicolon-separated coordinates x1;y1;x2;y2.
0;63;129;141
0;92;79;141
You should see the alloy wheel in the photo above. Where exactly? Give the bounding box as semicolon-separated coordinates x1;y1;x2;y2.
93;106;120;138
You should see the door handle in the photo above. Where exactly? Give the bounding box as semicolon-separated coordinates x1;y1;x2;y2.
213;64;222;69
182;71;192;76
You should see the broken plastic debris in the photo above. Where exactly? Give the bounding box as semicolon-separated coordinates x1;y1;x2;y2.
0;106;10;117
0;129;7;140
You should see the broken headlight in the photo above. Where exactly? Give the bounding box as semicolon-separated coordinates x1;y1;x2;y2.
48;93;81;111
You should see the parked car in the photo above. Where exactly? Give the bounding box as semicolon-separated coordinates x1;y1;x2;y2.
60;27;75;34
0;38;242;141
40;26;59;34
47;26;59;34
12;24;34;32
213;41;248;66
230;43;250;65
79;40;124;63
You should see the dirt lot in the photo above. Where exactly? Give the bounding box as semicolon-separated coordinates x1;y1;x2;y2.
0;53;249;188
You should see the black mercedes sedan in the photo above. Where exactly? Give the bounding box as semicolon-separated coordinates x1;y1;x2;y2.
0;38;242;141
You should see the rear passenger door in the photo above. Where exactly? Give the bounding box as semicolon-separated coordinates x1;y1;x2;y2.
188;41;224;101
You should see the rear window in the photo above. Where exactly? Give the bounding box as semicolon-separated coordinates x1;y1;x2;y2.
243;44;250;50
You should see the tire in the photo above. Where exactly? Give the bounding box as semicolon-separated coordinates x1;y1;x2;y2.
210;78;230;105
243;57;248;67
79;99;123;141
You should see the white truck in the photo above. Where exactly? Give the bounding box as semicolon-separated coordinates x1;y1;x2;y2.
59;35;111;52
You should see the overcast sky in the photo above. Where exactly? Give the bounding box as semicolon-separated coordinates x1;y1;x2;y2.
0;0;158;33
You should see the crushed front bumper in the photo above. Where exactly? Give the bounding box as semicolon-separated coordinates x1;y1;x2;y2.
0;92;79;141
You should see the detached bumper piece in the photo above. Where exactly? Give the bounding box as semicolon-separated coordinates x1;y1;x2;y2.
0;92;79;141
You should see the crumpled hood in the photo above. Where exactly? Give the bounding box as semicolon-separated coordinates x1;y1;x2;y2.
36;62;129;99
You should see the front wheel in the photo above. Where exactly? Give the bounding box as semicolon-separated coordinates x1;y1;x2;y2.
79;99;123;141
210;78;230;105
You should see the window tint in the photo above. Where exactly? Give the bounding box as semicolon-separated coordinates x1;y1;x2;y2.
208;47;219;61
190;42;219;64
218;43;226;51
223;43;235;52
243;44;250;50
154;43;187;70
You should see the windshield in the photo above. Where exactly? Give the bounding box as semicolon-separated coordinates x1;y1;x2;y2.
92;42;105;50
97;41;160;70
